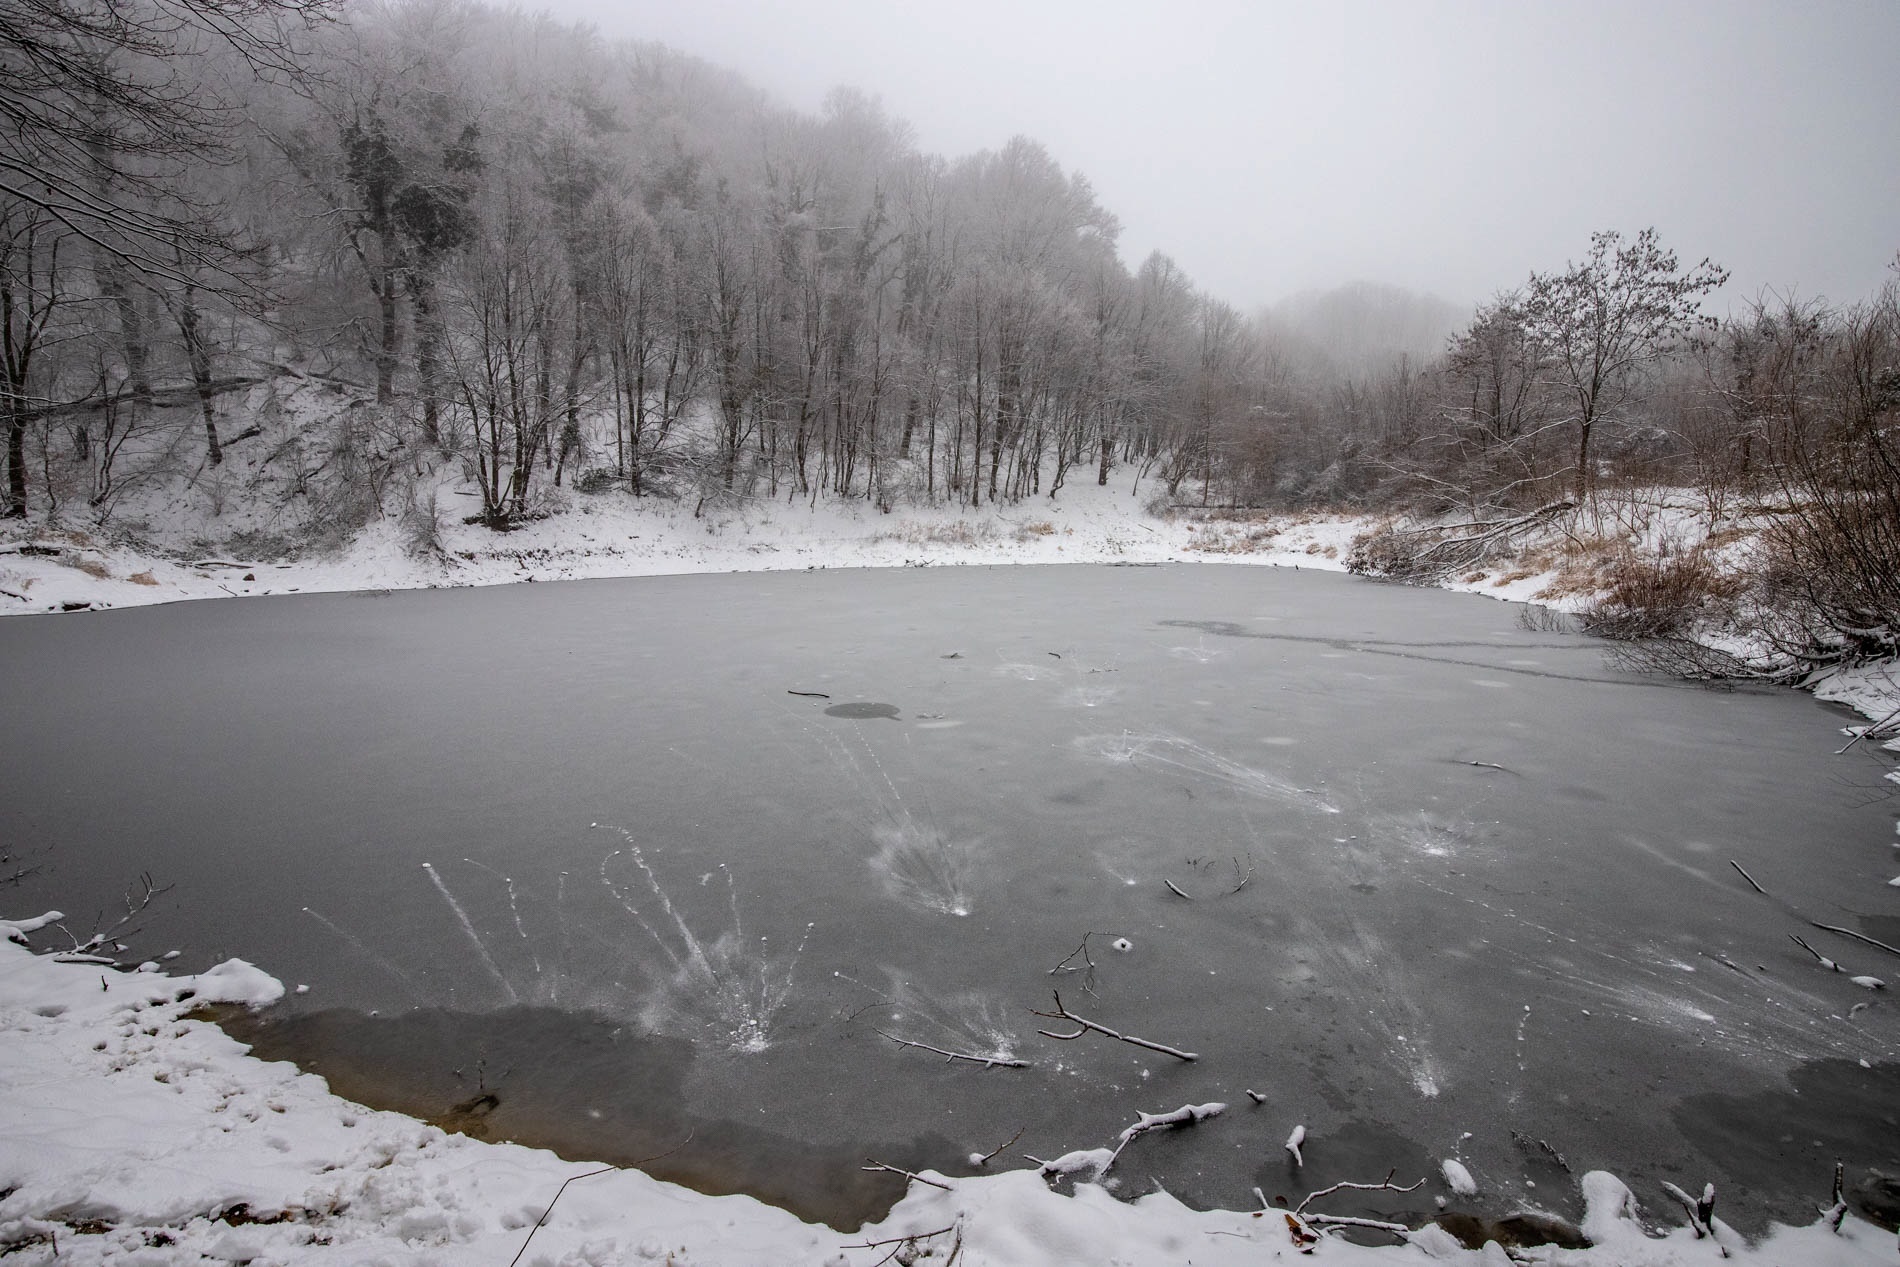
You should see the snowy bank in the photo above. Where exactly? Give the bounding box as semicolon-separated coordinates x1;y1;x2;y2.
2;933;1896;1265
0;476;1377;617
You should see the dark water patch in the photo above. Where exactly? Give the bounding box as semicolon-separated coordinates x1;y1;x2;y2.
825;702;901;721
1674;1059;1900;1229
1436;1211;1588;1251
220;1005;950;1231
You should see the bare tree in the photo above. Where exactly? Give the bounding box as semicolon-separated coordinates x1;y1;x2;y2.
1;0;336;286
1519;228;1727;504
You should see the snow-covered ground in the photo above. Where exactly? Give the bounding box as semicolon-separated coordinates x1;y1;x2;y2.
0;472;1381;614
5;917;1897;1265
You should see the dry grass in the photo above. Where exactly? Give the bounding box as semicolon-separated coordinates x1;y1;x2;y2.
1577;542;1745;640
127;570;159;586
66;557;111;580
1183;522;1281;555
1013;520;1056;541
877;520;998;547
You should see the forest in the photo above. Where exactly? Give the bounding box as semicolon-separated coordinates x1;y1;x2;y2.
4;0;1897;667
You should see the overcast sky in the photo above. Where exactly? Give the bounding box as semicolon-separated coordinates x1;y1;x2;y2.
546;0;1898;315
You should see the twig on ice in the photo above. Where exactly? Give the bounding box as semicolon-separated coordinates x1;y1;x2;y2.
1032;991;1198;1060
873;1027;1028;1068
1791;934;1844;971
1810;922;1900;960
1304;1213;1412;1236
862;1159;951;1191
1163;857;1254;900
1284;1124;1306;1166
1245;1089;1266;1105
787;690;831;699
1729;860;1768;895
1048;933;1109;996
1294;1170;1422;1216
970;1126;1024;1167
1792;935;1888;988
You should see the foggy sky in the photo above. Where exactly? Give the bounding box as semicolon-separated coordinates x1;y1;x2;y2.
546;0;1898;314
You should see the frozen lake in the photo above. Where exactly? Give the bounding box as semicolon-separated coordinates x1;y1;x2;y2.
4;564;1897;1233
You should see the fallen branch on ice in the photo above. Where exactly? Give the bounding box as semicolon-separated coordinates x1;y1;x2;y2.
1032;991;1198;1060
1104;1102;1225;1171
1293;1170;1423;1217
1284;1124;1306;1166
872;1027;1028;1068
1792;934;1888;988
1810;922;1900;960
1836;701;1900;754
1729;860;1768;895
1260;1171;1425;1249
1027;1103;1225;1185
1163;856;1254;899
1026;1147;1116;1182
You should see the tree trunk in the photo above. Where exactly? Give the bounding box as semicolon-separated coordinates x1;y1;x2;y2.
4;407;25;517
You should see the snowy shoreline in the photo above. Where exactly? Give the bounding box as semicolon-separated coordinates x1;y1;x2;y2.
2;931;1895;1265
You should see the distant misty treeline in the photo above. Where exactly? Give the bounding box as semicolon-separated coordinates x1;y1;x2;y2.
4;0;1896;534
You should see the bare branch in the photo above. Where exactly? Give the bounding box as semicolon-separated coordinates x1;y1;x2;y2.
971;1126;1024;1167
1293;1171;1426;1218
1031;991;1198;1060
872;1027;1027;1069
861;1159;950;1191
1811;922;1900;960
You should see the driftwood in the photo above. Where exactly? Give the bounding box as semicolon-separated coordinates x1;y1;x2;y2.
1032;992;1198;1061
